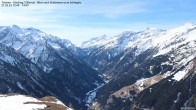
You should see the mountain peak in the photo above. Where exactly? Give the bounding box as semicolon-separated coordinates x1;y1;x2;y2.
184;22;195;27
10;24;22;32
90;34;108;41
181;22;196;30
144;27;158;31
121;31;133;35
144;27;151;30
7;25;45;36
26;27;42;33
143;27;163;32
11;24;20;28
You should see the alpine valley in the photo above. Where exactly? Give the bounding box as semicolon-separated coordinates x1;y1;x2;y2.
0;23;195;110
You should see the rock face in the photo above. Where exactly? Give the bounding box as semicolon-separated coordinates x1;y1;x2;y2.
0;43;52;97
79;23;196;110
0;25;103;110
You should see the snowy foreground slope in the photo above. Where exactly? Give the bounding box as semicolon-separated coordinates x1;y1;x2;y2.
0;94;72;110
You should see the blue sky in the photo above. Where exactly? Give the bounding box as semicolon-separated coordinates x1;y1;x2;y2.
0;0;195;44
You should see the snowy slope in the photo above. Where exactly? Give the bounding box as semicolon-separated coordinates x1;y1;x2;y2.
154;23;196;56
0;94;72;110
0;94;46;110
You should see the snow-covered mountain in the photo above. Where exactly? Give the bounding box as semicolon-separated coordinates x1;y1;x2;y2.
82;23;196;110
79;27;163;53
0;25;82;72
0;25;76;52
79;27;165;73
0;25;103;110
80;23;195;54
79;23;196;77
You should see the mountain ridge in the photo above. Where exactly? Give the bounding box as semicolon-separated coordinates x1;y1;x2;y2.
0;25;104;110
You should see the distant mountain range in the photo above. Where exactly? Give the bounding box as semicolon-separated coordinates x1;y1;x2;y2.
0;23;195;110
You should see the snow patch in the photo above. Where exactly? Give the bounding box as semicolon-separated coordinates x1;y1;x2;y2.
135;78;145;86
0;53;16;65
17;82;27;92
174;92;181;103
172;70;187;81
0;95;46;110
172;60;194;81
